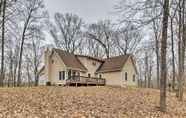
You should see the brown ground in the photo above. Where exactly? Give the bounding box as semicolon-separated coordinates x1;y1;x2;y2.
0;86;185;118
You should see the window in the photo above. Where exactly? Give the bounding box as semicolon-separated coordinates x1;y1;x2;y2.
73;71;76;76
68;70;71;79
77;72;80;76
133;75;136;82
77;72;80;79
59;72;62;80
88;73;91;78
99;74;102;78
125;72;127;81
72;71;76;79
59;71;65;80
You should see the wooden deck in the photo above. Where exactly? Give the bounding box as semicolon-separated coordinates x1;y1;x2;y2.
66;76;106;86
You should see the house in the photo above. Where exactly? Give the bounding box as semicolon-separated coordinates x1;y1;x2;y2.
39;48;138;87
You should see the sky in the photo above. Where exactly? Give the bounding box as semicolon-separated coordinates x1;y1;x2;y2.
44;0;119;23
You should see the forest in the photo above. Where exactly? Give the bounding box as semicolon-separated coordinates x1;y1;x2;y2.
0;0;185;113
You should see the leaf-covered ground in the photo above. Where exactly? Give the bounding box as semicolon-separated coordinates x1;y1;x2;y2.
0;86;185;118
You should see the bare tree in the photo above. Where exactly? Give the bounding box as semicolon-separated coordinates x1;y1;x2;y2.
177;0;186;101
86;20;114;58
160;0;170;112
25;55;32;86
115;0;164;90
114;23;142;55
85;37;104;58
16;0;46;86
145;52;148;88
29;29;44;86
169;3;177;90
0;0;6;86
49;13;83;54
151;18;161;89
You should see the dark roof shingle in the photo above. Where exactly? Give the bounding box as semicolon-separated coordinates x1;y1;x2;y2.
96;55;131;73
53;49;87;71
52;49;134;73
75;55;104;62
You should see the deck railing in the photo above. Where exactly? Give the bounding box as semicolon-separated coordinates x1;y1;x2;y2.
66;76;105;85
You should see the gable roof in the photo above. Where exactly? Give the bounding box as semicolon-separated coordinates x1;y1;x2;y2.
96;55;131;73
53;49;87;71
75;55;104;62
51;49;137;74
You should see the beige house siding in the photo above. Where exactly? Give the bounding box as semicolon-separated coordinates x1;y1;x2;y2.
47;52;67;85
121;57;137;86
44;50;51;82
101;56;137;87
102;72;122;86
77;56;102;78
41;49;138;87
38;69;46;85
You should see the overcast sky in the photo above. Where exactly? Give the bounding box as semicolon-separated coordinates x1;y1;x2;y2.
44;0;119;23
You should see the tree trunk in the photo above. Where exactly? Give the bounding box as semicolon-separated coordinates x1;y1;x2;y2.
34;66;39;86
156;39;160;88
0;0;6;87
34;74;39;86
152;20;160;89
160;0;169;112
170;18;176;91
144;75;147;88
155;39;160;89
145;52;148;88
13;59;18;87
17;10;32;87
26;62;31;87
17;36;25;86
8;51;13;87
177;0;185;101
180;0;185;101
148;63;152;88
0;0;2;16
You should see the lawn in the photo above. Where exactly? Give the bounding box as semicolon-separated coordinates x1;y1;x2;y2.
0;86;185;118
